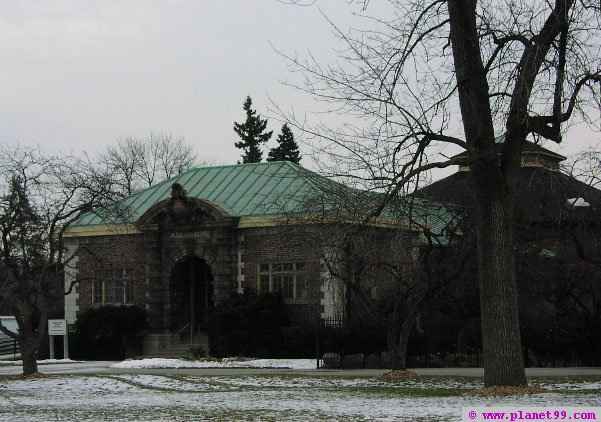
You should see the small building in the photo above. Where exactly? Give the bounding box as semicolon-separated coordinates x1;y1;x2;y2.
64;161;440;355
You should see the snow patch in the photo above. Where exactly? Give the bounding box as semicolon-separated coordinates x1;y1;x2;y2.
110;358;316;370
0;358;82;366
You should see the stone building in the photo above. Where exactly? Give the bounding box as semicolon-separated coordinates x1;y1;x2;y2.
64;161;441;355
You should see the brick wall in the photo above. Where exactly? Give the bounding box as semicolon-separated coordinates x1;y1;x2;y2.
71;222;418;330
73;227;240;331
239;224;418;325
239;226;323;323
75;233;149;318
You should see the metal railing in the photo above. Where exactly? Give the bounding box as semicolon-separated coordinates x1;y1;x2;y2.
169;322;191;345
0;336;19;358
316;317;593;368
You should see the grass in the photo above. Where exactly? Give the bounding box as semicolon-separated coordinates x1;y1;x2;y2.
0;373;599;421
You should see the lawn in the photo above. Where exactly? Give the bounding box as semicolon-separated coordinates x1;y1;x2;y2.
1;372;600;421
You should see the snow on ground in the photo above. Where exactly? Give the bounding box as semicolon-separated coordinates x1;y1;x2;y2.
110;357;317;370
0;358;81;366
0;371;599;421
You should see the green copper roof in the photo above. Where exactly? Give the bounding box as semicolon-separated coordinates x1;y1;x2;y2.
73;161;361;226
72;161;455;240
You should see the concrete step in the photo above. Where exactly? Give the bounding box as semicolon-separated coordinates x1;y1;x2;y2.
141;331;210;358
141;342;209;359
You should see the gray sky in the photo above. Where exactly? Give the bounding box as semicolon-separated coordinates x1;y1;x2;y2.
0;1;343;162
1;1;598;172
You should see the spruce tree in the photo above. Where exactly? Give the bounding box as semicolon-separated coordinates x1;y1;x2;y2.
233;96;272;163
267;123;301;164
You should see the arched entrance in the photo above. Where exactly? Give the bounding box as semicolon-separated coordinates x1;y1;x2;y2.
170;255;213;337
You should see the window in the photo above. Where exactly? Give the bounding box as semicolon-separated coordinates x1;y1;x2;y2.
360;265;400;301
93;269;135;305
258;262;306;301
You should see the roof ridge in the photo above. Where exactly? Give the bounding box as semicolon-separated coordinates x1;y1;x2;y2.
187;160;285;172
290;163;352;195
124;161;295;199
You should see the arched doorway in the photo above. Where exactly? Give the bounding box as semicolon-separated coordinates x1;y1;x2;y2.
170;256;213;336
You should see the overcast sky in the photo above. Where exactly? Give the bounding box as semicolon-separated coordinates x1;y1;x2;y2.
1;1;598;173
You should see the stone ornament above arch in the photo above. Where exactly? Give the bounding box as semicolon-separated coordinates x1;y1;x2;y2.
162;244;218;272
137;183;237;229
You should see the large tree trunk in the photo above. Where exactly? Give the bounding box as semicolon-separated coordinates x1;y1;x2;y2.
14;297;46;377
474;182;527;386
386;317;414;371
446;0;528;386
20;342;39;376
386;324;405;370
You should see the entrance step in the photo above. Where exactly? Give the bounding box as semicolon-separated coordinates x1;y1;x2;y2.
141;332;210;359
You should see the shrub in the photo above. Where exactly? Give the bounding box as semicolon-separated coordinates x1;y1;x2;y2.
280;322;317;358
71;306;147;360
207;292;288;358
187;346;206;360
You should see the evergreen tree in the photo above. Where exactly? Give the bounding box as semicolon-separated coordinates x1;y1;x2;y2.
233;96;272;163
267;123;301;164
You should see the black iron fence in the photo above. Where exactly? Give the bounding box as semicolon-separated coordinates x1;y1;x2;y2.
521;328;596;367
315;316;592;369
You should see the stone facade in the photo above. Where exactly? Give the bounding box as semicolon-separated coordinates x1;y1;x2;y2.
67;217;417;334
64;171;420;356
69;211;242;332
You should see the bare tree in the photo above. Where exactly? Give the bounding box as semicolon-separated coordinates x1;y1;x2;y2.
320;221;469;370
102;133;201;196
564;147;601;192
0;145;120;375
279;173;465;369
278;0;600;386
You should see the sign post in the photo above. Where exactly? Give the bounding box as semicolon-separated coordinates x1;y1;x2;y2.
48;319;68;359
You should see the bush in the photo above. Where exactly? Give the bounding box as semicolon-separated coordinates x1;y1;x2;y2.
71;306;147;360
207;292;288;358
187;346;206;360
280;322;317;358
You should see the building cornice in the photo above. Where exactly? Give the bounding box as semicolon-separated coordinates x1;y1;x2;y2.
63;214;419;238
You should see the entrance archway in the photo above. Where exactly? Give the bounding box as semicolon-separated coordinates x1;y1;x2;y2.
170;255;213;336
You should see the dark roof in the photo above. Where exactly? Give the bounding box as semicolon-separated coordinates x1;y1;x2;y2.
451;140;567;162
415;167;601;224
519;141;567;160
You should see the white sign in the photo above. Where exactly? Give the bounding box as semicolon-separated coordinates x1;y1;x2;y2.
48;319;67;336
